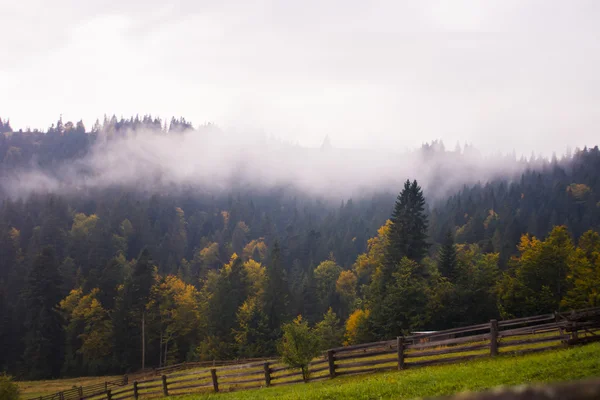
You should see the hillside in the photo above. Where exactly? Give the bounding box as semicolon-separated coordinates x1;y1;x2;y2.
1;116;600;379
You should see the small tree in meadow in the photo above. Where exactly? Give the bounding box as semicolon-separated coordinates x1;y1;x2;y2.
0;374;19;400
279;316;320;382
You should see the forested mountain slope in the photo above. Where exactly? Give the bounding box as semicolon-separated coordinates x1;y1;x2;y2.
0;115;599;379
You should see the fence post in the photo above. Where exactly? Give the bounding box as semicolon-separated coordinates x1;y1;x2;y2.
106;389;112;400
263;362;271;387
162;375;169;396
490;319;498;356
397;336;405;370
133;381;139;400
59;392;64;400
78;386;83;400
570;320;579;343
211;368;219;393
124;375;128;385
327;350;336;379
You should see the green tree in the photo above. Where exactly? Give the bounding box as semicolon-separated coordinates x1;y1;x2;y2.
279;316;320;382
386;180;429;267
0;374;19;400
313;259;342;314
369;257;430;339
263;242;290;340
23;246;65;379
60;288;113;375
314;308;344;350
438;230;458;281
113;248;156;370
561;230;600;309
497;226;574;318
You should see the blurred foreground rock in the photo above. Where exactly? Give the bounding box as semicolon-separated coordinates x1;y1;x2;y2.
433;377;600;400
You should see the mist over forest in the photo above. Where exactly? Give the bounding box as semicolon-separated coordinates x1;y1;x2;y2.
1;115;540;200
1;114;599;379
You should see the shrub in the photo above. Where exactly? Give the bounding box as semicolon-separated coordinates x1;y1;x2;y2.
279;316;320;382
0;374;20;400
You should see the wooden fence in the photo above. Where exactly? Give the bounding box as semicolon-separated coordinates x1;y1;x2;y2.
29;306;600;400
32;377;128;400
152;357;272;376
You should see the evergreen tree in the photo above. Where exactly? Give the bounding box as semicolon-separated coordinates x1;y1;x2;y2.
368;257;430;339
438;230;457;281
22;247;64;379
386;180;429;269
263;242;290;338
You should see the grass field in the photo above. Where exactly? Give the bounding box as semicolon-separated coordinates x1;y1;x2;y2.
18;375;122;398
168;342;600;400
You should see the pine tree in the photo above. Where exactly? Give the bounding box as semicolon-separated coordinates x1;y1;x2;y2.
386;180;429;269
263;242;290;337
113;248;155;370
22;246;64;379
438;230;457;281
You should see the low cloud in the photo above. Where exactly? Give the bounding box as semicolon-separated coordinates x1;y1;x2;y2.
1;126;530;201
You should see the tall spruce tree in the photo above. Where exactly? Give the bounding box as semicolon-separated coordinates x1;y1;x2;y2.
438;230;458;281
386;180;429;268
263;242;290;344
113;248;155;370
22;246;64;379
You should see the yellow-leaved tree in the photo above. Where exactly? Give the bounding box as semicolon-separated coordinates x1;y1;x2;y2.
147;275;200;367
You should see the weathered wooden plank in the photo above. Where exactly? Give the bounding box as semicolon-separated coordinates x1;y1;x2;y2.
269;365;292;373
406;323;490;341
310;365;331;374
336;356;397;370
270;370;302;380
497;314;555;328
168;375;212;385
135;383;163;390
406;353;488;368
217;360;269;372
109;388;133;397
166;382;214;392
334;348;395;361
499;334;569;348
498;322;563;337
218;369;264;380
407;333;490;350
221;376;265;385
405;343;489;358
330;340;396;353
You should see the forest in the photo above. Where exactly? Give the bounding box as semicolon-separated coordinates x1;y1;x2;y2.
0;116;599;379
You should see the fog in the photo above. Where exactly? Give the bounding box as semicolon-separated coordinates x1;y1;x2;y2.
1;126;533;201
2;1;600;156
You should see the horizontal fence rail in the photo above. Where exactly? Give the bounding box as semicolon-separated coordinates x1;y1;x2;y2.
28;306;600;400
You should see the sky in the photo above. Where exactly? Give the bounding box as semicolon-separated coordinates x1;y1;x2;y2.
1;0;600;156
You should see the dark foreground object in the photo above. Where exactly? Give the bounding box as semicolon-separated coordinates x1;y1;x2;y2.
435;377;600;400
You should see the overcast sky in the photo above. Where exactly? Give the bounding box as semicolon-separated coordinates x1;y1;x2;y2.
1;0;599;155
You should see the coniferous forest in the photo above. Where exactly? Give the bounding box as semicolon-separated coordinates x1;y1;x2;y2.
1;116;600;379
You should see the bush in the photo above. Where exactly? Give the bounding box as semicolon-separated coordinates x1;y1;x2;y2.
0;374;20;400
279;316;320;382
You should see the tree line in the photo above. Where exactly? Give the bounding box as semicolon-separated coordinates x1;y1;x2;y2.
1;116;599;379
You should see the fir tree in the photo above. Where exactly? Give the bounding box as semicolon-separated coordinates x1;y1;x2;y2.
22;246;64;379
386;180;429;269
438;230;457;281
263;242;290;340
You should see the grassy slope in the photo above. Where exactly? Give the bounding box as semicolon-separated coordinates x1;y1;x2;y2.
173;342;600;400
18;375;121;398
